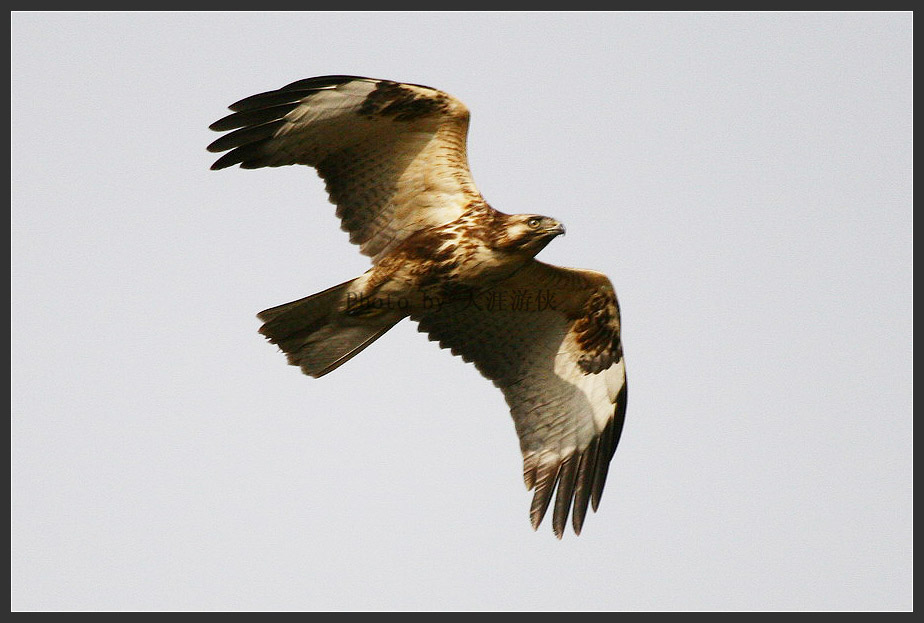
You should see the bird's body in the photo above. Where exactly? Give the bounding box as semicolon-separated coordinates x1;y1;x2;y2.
209;76;627;537
349;203;566;314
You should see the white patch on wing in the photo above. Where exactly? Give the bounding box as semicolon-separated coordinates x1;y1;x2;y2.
605;358;626;404
553;348;615;447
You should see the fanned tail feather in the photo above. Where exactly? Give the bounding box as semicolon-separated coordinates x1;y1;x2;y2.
257;279;401;378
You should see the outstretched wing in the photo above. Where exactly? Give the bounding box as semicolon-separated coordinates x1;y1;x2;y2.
413;261;628;537
208;75;483;262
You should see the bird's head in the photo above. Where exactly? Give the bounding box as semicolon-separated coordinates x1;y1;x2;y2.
494;214;566;256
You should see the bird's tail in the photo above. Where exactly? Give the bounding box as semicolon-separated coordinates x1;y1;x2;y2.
257;279;403;378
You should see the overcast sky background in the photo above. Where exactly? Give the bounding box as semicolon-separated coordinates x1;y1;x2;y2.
11;12;912;611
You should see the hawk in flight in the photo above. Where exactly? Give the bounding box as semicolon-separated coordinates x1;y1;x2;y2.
208;76;627;537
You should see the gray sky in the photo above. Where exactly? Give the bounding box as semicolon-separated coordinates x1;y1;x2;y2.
11;12;912;611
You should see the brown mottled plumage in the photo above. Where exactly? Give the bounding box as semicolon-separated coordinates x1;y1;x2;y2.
208;76;627;537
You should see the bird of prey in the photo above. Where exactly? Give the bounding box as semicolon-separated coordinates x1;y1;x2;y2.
208;76;627;537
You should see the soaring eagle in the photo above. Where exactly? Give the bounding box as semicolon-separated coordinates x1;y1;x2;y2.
208;76;627;537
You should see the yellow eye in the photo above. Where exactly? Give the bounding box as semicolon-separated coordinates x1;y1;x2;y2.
527;218;541;228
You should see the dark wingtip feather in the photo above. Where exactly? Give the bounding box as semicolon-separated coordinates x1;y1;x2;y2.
551;456;577;539
209;103;302;132
227;75;362;112
590;420;615;512
209;147;249;170
206;119;287;154
571;440;599;536
279;74;365;92
228;89;308;113
209;142;272;170
529;462;561;532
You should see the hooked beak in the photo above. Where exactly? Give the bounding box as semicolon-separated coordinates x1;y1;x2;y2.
546;222;566;236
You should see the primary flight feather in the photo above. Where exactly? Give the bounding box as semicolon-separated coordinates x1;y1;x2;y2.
208;75;627;537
